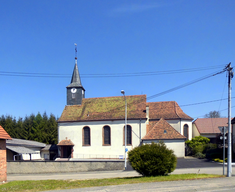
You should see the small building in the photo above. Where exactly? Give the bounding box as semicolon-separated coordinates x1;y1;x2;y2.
6;138;46;161
192;118;228;143
41;144;58;160
0;125;12;182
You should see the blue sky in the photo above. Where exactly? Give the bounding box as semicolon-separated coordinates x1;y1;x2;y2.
0;0;234;120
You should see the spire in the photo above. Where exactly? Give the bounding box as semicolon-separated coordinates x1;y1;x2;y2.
68;63;82;87
67;43;83;88
66;44;85;106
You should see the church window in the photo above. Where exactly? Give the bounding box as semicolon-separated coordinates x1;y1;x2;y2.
123;125;132;145
183;124;189;140
83;126;90;146
103;126;111;145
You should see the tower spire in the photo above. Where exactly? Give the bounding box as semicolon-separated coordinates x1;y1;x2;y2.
66;43;85;105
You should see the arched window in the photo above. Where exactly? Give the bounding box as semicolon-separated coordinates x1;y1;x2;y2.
184;124;189;140
123;125;132;145
83;126;90;146
103;126;111;145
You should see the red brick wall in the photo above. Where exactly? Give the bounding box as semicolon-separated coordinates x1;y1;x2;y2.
0;139;7;182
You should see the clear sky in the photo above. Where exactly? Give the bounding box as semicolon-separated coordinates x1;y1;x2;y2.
1;0;234;120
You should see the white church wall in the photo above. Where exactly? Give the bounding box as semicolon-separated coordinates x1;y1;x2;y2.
181;120;193;140
166;120;181;133
58;119;146;159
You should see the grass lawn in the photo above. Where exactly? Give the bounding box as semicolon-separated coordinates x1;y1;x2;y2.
0;174;224;192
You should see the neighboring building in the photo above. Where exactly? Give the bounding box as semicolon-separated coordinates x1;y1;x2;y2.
192;118;228;143
41;144;58;160
6;138;46;161
0;125;12;182
57;56;193;158
231;118;235;153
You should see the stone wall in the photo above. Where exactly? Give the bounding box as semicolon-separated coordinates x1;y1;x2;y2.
7;160;125;174
0;140;7;182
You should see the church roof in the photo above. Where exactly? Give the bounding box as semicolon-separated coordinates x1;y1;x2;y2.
67;64;84;88
142;118;186;140
58;95;147;122
147;101;193;120
0;125;12;140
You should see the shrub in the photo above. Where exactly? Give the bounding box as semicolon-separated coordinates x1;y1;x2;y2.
204;143;217;153
185;136;210;155
213;158;223;163
194;152;205;159
128;141;177;176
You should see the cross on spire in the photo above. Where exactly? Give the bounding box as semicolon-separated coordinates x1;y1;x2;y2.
74;43;77;65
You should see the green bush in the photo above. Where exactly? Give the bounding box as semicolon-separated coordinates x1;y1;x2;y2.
185;136;210;155
204;143;217;153
128;141;177;176
194;152;205;159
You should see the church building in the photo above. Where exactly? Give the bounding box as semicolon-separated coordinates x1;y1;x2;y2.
57;55;193;159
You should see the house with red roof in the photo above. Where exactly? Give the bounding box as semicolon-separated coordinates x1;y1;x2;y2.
192;118;228;143
0;125;12;182
57;58;193;158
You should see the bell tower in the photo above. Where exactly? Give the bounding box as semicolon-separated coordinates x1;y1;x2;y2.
66;44;85;105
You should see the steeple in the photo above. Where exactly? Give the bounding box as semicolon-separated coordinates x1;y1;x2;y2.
67;63;82;88
66;44;85;105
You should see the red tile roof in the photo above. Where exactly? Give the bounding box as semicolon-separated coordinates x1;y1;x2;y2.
142;118;186;140
58;95;147;122
148;101;193;120
0;125;12;140
57;139;74;146
193;118;228;134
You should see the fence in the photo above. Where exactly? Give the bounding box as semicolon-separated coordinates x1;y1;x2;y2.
7;160;125;174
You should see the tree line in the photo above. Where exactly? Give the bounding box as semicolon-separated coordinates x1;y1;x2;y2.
0;112;58;144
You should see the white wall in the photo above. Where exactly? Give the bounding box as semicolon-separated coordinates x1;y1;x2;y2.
58;119;146;159
181;120;193;140
192;123;200;138
166;119;192;140
142;140;185;157
21;147;42;160
166;120;181;133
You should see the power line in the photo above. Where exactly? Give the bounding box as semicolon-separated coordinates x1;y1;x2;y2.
0;64;225;78
194;105;235;119
147;68;226;100
180;97;235;107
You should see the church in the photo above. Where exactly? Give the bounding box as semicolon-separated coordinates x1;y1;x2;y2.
57;56;193;159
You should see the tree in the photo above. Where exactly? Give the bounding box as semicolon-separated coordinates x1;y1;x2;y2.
0;112;58;144
204;110;221;118
128;141;177;176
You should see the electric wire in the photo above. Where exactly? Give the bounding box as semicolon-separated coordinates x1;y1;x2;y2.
0;64;225;78
147;69;226;100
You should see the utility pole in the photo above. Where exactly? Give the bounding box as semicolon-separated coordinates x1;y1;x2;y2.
121;90;127;170
227;63;233;177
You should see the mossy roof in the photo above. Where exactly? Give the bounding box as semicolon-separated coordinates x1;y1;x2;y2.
58;95;147;122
